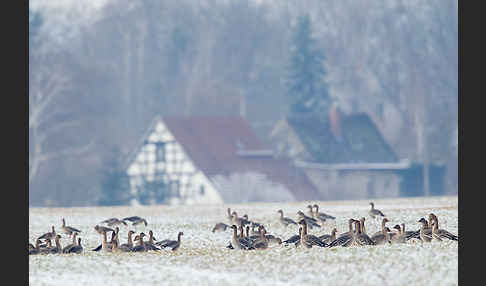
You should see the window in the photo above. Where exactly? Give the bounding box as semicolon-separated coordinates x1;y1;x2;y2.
200;185;205;195
155;142;166;162
170;180;180;198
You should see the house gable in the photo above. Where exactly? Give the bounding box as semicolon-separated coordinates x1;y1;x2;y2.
126;118;223;205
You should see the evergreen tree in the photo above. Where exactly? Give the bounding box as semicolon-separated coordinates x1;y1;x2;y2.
286;15;331;119
98;147;132;206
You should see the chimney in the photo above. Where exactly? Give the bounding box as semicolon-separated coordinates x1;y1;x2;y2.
329;103;342;141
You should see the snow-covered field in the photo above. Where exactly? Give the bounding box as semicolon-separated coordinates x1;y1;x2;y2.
29;196;458;286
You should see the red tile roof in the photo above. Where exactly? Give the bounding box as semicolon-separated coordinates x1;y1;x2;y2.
162;116;321;201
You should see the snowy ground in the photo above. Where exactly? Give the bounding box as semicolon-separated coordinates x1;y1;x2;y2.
29;196;458;286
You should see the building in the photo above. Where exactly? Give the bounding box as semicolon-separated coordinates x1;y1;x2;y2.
269;107;411;200
124;115;320;205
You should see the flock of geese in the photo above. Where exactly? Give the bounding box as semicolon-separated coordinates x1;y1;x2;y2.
29;202;458;255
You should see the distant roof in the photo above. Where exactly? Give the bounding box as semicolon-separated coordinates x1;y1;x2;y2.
286;113;398;164
144;116;321;201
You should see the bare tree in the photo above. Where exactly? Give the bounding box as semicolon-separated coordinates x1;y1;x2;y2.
29;52;93;184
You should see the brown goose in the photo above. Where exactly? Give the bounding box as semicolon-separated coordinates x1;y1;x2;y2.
29;239;42;255
429;213;458;241
117;230;135;252
61;218;81;237
39;238;53;254
297;211;321;229
391;224;406;244
94;225;115;235
307;205;315;219
369;202;385;219
313;204;336;221
355;220;376;246
38;226;56;240
298;219;327;248
48;234;63;254
212;222;230;233
144;230;160;251
418;218;432;243
318;228;338;244
252;226;269;250
277;210;297;227
62;232;79;253
329;219;358;248
157;232;183;251
132;233;148;252
67;238;83;254
123;216;148;226
371;218;391;245
101;218;128;227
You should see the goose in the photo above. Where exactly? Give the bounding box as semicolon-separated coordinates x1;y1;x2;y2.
359;217;367;235
313;204;336;221
298;219;327;248
391;225;406;244
355;220;375;246
118;230;135;252
429;213;458;241
94;225;115;235
318;228;338;244
371;218;391;245
157;232;183;251
132;233;148;252
67;238;83;254
369;202;385;219
91;228;116;252
296;211;321;229
62;232;79;253
277;210;297;227
143;230;160;251
228;225;250;250
101;218;128;227
238;225;254;248
38;226;56;240
341;220;360;247
252;226;269;250
418;218;432;243
212;222;230;233
123;216;148;226
307;205;315;218
61;218;81;237
231;212;250;227
250;224;260;236
260;227;282;245
39;239;53;254
329;219;357;248
48;234;63;254
283;230;301;245
243;214;263;227
29;239;42;255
